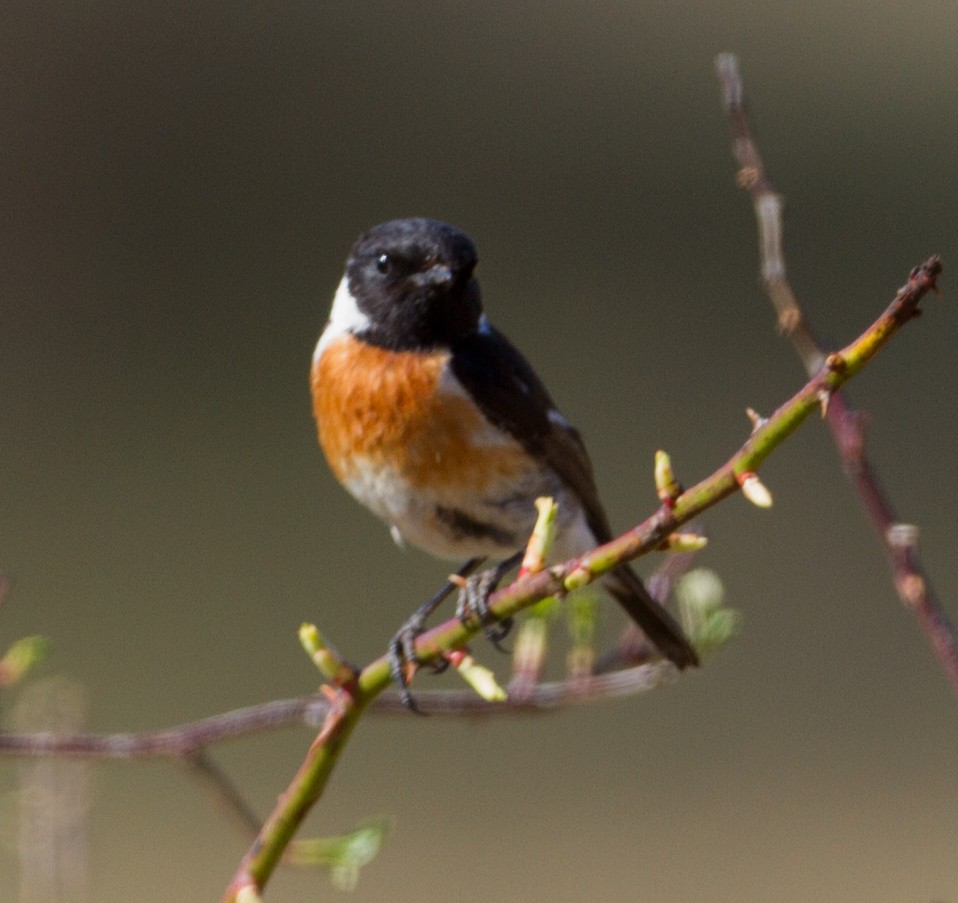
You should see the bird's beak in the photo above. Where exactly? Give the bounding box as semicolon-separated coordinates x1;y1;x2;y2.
416;264;454;288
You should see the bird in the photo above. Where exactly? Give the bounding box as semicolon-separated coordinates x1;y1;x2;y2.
310;217;698;671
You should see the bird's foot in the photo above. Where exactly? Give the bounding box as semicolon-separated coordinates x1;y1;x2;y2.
387;614;436;715
454;559;517;651
387;557;486;713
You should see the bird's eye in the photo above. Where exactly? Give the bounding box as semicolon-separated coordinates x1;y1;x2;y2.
375;252;418;278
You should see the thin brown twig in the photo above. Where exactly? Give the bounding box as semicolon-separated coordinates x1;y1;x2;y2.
181;751;265;837
0;664;672;760
0;696;331;758
714;52;958;696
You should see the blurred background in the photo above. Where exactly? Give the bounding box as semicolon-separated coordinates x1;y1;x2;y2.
1;2;956;901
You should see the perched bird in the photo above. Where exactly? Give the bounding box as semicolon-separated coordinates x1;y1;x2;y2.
310;218;698;669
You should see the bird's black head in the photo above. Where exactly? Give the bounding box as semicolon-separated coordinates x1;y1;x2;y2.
344;218;483;350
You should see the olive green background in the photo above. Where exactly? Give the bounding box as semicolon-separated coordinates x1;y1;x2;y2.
2;3;957;901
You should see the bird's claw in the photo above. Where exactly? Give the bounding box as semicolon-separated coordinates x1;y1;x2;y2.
454;563;515;650
387;613;448;715
386;554;517;712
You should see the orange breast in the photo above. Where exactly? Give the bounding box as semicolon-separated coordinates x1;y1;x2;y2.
311;335;528;494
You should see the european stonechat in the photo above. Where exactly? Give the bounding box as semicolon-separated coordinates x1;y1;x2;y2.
311;218;697;670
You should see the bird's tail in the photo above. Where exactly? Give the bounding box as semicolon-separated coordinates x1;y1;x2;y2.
603;565;699;669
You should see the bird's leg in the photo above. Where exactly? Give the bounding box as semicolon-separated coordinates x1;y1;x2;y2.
389;556;485;712
455;551;524;650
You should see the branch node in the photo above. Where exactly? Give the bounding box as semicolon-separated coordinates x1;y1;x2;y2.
824;352;847;373
897;573;927;608
664;532;709;553
737;471;773;508
564;564;594;592
886;522;920;549
519;496;558;577
233;879;262;903
654;450;683;505
817;389;832;418
745;407;767;432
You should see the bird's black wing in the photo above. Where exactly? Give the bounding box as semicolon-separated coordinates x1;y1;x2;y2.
450;320;698;669
449;320;613;543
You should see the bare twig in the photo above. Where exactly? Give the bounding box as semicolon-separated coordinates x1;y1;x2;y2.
0;696;333;758
0;666;676;761
181;751;264;838
715;52;958;695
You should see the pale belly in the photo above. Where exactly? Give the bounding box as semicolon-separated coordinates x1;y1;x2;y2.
340;447;564;559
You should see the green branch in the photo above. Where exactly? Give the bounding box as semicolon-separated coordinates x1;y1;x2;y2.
221;255;942;901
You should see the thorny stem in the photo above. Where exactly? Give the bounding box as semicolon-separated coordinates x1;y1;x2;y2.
220;253;943;900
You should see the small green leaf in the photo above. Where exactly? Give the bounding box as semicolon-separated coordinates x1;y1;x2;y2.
0;636;49;687
676;569;740;656
288;818;392;891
